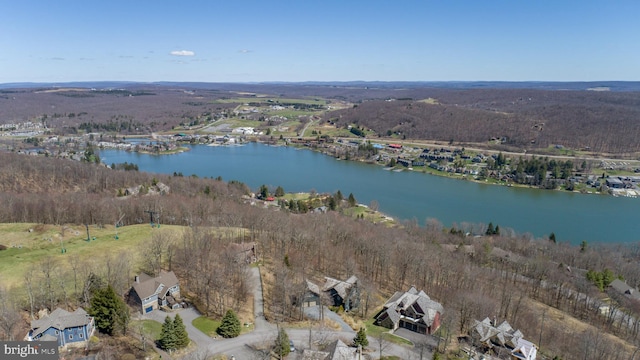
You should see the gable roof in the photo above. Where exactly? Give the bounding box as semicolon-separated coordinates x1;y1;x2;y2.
31;308;91;338
132;270;179;300
322;276;358;299
377;287;443;326
473;317;524;349
610;279;640;300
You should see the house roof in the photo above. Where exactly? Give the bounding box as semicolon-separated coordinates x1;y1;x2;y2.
322;276;358;299
473;317;525;349
306;280;321;296
132;270;179;300
31;308;91;338
377;287;443;326
610;279;640;300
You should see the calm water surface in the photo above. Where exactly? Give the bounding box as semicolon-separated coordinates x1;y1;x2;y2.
100;143;640;244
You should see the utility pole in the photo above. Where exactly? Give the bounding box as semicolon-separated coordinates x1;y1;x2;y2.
144;210;159;227
114;214;125;239
539;308;547;352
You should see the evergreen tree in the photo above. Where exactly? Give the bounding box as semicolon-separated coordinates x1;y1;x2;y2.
274;186;285;197
259;184;269;199
275;328;291;358
335;190;344;202
217;309;241;338
173;314;190;348
348;193;357;207
549;232;556;243
159;316;177;351
328;196;337;211
88;284;129;336
494;225;500;236
486;222;495;236
353;327;369;348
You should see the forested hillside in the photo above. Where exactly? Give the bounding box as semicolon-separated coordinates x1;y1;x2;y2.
1;153;640;359
324;89;640;154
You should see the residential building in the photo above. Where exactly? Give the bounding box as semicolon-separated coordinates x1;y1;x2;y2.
128;270;181;313
374;286;443;335
472;317;537;360
304;275;360;311
27;307;94;348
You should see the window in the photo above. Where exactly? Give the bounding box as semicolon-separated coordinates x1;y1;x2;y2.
69;334;73;340
79;334;84;339
55;330;59;335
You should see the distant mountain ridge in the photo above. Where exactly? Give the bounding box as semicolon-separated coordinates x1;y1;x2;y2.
2;80;640;92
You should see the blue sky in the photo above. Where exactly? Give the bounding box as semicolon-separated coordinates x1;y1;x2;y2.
1;0;638;83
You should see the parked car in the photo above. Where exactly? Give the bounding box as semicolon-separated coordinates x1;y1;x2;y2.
289;340;295;352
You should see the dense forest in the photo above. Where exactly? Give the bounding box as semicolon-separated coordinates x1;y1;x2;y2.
1;152;640;359
324;89;640;154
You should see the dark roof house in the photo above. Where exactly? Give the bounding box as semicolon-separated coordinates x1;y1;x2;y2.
374;286;443;335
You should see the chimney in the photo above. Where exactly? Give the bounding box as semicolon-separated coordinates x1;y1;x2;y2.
134;275;139;283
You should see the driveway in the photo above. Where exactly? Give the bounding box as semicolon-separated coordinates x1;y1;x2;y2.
303;305;353;332
141;307;214;348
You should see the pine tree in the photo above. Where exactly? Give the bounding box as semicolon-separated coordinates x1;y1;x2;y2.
88;284;129;336
275;328;291;358
353;327;369;348
275;186;285;197
173;314;190;348
159;316;177;351
348;193;357;207
217;309;241;338
486;222;495;236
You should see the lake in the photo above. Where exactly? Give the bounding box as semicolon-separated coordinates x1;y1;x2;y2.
99;142;640;244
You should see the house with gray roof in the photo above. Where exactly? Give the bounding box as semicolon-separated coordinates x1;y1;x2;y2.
609;278;640;301
374;286;443;335
27;307;94;348
472;317;537;360
303;275;360;311
128;270;181;313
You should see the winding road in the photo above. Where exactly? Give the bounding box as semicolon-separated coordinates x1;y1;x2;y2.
145;267;428;359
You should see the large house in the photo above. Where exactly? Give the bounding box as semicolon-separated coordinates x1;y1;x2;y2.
374;286;443;335
472;317;537;360
129;270;181;314
27;307;94;348
303;275;360;311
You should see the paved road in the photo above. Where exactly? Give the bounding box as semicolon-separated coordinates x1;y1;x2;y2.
144;266;421;359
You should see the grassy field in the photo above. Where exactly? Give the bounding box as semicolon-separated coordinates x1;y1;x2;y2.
131;319;163;341
0;223;184;288
192;316;221;337
192;315;255;337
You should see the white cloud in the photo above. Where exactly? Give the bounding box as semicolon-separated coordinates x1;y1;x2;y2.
170;50;195;56
238;49;252;54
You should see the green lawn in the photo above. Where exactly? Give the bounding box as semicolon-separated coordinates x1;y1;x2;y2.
0;223;184;288
192;316;221;337
364;319;413;346
192;316;255;337
131;319;163;341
